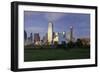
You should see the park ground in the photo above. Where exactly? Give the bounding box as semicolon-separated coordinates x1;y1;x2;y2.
24;48;90;62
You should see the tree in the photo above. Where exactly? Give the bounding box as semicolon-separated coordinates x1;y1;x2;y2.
67;41;74;48
54;41;58;46
76;39;83;47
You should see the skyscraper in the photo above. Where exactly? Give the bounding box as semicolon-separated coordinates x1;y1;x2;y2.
43;33;48;44
24;30;27;41
48;22;53;45
34;33;40;45
53;32;66;44
30;33;33;42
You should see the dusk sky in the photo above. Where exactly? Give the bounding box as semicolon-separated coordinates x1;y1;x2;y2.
24;11;90;39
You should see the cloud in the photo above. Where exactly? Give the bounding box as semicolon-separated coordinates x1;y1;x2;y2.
24;11;42;17
25;27;45;33
44;13;65;22
24;11;66;22
25;26;47;38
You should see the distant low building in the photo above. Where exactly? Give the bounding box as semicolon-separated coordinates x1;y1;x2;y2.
78;38;90;46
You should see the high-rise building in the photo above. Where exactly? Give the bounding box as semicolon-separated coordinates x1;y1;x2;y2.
53;32;66;44
24;30;27;41
48;22;53;45
34;33;40;45
24;30;28;46
30;33;33;42
77;38;90;46
53;32;59;43
65;31;70;42
43;33;48;45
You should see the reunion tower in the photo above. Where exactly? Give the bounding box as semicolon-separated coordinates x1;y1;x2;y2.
70;26;73;42
48;22;53;45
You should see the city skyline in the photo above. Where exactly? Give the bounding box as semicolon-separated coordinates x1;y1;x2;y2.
24;11;90;39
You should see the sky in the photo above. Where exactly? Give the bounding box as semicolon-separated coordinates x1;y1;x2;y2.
24;11;90;39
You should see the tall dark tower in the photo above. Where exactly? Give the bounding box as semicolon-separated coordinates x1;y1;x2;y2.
24;30;27;41
70;26;73;42
30;33;33;42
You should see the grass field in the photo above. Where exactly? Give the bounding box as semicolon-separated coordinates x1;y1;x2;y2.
24;48;90;62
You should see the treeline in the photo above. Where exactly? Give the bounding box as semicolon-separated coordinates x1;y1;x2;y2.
50;39;90;49
25;39;90;49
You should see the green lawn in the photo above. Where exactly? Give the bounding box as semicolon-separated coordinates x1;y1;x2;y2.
24;48;90;62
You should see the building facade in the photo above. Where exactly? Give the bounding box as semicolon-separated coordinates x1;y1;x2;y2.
34;33;40;45
53;32;66;44
48;22;53;45
24;30;27;41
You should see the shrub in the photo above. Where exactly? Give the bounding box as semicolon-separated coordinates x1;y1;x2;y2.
67;41;75;48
